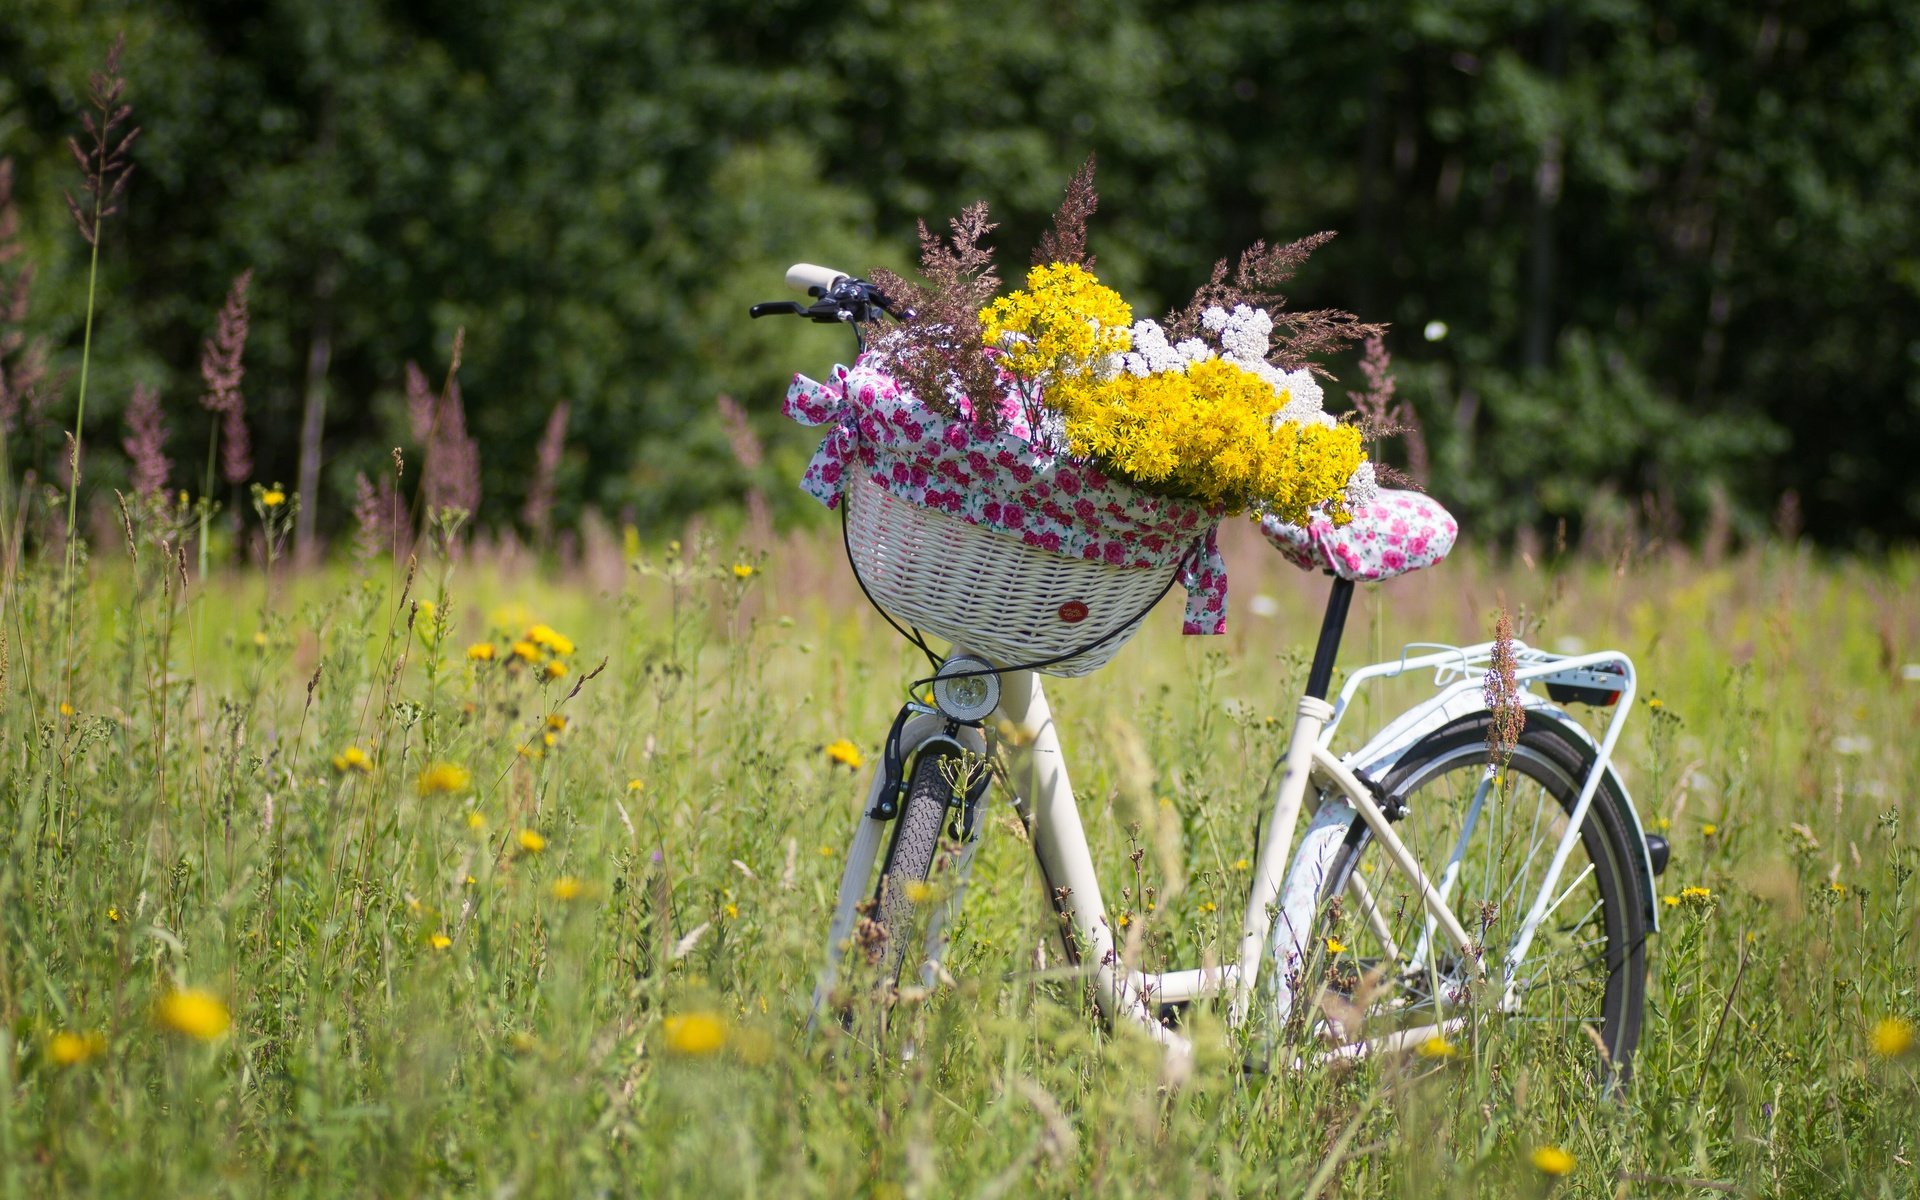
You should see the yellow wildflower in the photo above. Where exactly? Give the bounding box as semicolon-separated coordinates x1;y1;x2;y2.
1232;858;1251;871
429;933;452;950
550;876;586;902
1662;895;1680;908
467;642;496;661
1324;936;1347;955
1651;815;1671;832
1116;913;1132;928
1530;1146;1575;1177
1679;886;1713;902
903;881;935;904
525;625;574;657
1829;881;1848;896
107;906;120;923
416;762;472;796
59;701;75;716
1646;696;1664;710
154;987;231;1040
543;732;558;748
465;810;486;831
824;739;863;770
252;631;268;648
332;745;373;775
731;563;755;579
545;660;568;679
723;902;738;919
1871;1017;1914;1058
1702;823;1718;837
49;1031;107;1066
662;1011;727;1057
517;829;547;854
1416;1035;1457;1060
818;845;836;857
1200;900;1217;914
260;489;286;507
510;640;540;663
545;714;568;731
626;778;645;792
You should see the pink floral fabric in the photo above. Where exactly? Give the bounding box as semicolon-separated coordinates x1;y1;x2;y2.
1261;490;1457;582
785;357;1230;634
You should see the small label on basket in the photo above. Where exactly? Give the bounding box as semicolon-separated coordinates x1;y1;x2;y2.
1057;600;1089;623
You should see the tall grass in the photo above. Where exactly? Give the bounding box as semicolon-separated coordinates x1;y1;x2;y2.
1;512;1915;1197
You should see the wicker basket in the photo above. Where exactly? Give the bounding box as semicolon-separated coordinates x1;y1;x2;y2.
843;472;1184;677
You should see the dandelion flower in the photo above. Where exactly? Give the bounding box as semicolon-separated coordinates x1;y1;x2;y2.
510;640;540;664
731;563;754;579
429;933;452;950
545;660;568;679
824;739;864;770
723;902;738;919
155;987;231;1040
1679;886;1713;902
550;876;586;901
467;642;496;661
1662;895;1679;908
1530;1146;1575;1177
331;745;373;775
1200;900;1217;914
261;489;286;507
1416;1035;1457;1059
1829;881;1848;896
662;1011;727;1057
1116;913;1132;928
517;829;547;854
417;762;471;796
59;701;75;717
1871;1017;1914;1058
1324;936;1347;955
465;811;486;831
626;778;645;792
49;1031;106;1066
526;624;574;657
1232;858;1251;871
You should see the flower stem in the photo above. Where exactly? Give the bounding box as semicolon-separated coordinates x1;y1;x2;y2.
61;223;103;703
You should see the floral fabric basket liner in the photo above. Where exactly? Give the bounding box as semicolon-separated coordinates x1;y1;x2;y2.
786;355;1231;636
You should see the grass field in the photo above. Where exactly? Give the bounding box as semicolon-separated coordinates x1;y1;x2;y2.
2;515;1917;1197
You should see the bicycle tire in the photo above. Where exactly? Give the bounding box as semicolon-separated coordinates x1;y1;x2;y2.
872;744;965;990
1313;710;1650;1080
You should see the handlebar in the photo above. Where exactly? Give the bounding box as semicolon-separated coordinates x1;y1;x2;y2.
749;263;913;353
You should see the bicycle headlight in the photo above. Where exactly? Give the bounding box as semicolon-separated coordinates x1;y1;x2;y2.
932;655;1000;723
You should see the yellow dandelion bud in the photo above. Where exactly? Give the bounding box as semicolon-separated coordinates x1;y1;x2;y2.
155;987;231;1041
49;1031;106;1066
261;489;286;507
550;876;586;902
1416;1035;1457;1059
417;762;471;796
467;642;496;661
662;1011;727;1057
510;640;541;663
517;829;547;854
1871;1017;1914;1058
545;660;569;679
1116;913;1132;928
731;563;754;579
823;739;863;770
428;933;452;950
1324;936;1347;955
1530;1146;1575;1177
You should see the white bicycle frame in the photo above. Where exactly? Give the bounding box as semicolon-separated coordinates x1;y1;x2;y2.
814;630;1655;1062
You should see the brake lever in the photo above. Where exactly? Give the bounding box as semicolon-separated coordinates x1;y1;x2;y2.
749;301;808;319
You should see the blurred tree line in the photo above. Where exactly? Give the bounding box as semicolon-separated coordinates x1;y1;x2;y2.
2;0;1916;552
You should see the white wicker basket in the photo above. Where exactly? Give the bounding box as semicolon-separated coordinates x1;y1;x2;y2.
843;472;1184;677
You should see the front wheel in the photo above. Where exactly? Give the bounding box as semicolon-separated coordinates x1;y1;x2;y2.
1312;711;1651;1080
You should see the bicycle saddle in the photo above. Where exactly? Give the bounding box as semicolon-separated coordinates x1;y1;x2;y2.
1262;489;1457;582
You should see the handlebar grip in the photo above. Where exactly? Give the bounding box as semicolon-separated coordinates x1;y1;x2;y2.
786;263;849;295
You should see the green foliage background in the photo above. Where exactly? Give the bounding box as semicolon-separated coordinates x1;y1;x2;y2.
2;0;1917;546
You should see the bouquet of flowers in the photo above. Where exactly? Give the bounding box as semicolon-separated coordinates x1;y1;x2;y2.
867;157;1379;528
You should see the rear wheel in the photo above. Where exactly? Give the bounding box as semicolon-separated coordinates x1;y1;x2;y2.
1313;711;1650;1079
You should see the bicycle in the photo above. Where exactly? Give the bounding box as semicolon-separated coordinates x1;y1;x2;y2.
753;264;1670;1075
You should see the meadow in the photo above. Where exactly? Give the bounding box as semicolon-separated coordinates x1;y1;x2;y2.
2;512;1917;1198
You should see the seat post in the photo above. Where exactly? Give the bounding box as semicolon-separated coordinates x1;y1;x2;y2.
1304;575;1355;701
